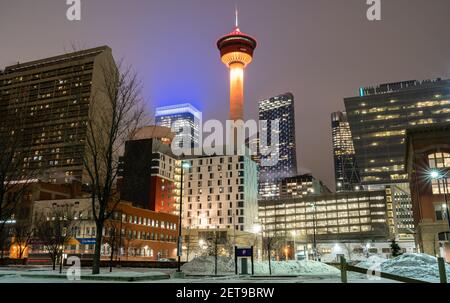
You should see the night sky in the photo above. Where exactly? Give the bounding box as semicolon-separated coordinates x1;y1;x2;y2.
1;0;450;189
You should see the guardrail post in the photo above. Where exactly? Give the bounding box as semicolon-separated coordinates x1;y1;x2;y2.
340;256;348;283
438;257;447;284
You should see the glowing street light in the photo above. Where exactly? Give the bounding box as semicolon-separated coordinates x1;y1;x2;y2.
429;169;450;230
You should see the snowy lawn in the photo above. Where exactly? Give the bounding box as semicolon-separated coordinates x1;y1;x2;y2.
0;267;170;282
182;256;340;276
356;253;450;283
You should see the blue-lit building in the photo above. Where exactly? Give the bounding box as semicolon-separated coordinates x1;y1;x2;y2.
258;93;298;199
155;103;202;149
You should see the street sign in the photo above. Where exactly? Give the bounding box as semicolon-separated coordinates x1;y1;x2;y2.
236;247;253;257
77;238;96;245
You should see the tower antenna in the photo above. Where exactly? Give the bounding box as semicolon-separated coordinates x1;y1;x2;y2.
235;4;239;28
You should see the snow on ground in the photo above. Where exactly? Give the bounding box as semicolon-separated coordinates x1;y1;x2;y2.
181;256;340;276
356;255;387;269
357;253;450;283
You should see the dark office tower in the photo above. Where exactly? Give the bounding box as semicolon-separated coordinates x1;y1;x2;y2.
331;111;361;191
0;46;114;184
344;78;450;186
119;126;179;214
155;103;201;149
258;93;298;199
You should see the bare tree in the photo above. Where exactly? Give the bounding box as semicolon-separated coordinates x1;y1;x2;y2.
34;205;79;271
83;58;146;274
0;102;40;259
263;233;286;275
11;219;34;260
103;221;122;272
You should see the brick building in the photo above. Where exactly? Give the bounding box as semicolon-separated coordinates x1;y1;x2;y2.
30;199;179;262
406;123;450;260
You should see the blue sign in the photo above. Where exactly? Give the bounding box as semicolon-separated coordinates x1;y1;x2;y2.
236;248;253;257
77;238;96;245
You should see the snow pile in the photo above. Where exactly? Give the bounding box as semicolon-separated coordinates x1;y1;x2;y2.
182;256;339;276
356;255;387;269
253;260;340;276
357;253;450;283
181;256;235;275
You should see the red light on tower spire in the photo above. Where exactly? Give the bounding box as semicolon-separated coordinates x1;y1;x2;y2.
217;8;257;122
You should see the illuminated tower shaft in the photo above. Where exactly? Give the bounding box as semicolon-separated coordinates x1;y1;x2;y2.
229;62;245;121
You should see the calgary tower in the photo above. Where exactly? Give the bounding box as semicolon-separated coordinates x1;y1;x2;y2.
217;9;257;122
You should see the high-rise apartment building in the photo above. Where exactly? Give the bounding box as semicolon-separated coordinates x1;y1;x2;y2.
155;103;201;149
344;78;450;186
182;153;258;232
331;111;361;191
258;93;298;199
0;46;114;184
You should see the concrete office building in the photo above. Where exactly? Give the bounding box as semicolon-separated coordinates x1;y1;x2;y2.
344;78;450;186
258;190;416;260
119;126;180;215
0;46;114;184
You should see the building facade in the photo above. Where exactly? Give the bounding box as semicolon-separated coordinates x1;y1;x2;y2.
119;126;180;214
182;154;258;233
258;190;391;242
258;93;298;199
331;111;361;191
30;199;179;261
344;78;450;186
279;174;330;199
406;124;450;261
155;103;201;149
0;46;114;184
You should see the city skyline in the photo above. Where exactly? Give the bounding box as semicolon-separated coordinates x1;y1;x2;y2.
1;0;450;189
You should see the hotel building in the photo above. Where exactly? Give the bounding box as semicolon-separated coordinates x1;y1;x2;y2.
182;153;258;232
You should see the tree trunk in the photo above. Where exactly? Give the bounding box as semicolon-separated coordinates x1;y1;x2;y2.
109;241;114;272
52;255;56;271
92;222;104;274
268;243;272;276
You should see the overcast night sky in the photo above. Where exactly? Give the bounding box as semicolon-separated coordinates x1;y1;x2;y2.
1;0;450;189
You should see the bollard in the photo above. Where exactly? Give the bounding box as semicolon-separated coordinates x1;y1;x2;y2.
340;256;348;283
438;257;447;284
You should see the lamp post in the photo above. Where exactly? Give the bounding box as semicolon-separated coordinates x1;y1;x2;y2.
291;230;297;260
308;202;317;260
430;169;450;230
176;160;191;274
252;224;262;261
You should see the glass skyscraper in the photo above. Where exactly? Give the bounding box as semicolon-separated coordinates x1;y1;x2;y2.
258;93;298;199
331;111;361;191
344;78;450;186
155;103;201;149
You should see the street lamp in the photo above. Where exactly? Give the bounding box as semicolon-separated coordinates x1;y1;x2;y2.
253;224;262;261
430;169;450;230
291;230;297;260
176;160;191;274
307;202;317;261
